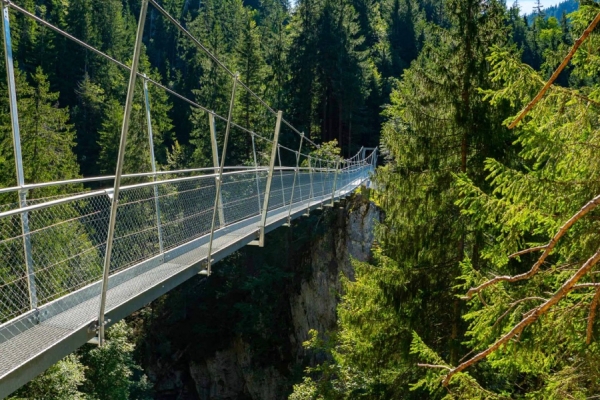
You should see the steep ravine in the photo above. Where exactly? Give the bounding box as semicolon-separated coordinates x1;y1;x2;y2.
135;193;380;399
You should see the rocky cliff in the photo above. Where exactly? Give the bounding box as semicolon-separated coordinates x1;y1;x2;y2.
139;193;380;400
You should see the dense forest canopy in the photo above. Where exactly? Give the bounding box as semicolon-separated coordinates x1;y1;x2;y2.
528;0;578;20
5;0;600;398
292;0;600;399
0;0;415;189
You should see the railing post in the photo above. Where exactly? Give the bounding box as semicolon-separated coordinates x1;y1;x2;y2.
3;4;37;310
206;74;238;275
285;133;304;225
318;159;325;207
97;0;148;346
304;156;314;216
251;133;262;214
209;113;225;227
373;148;378;171
255;111;282;247
277;146;285;209
330;160;340;206
143;76;164;254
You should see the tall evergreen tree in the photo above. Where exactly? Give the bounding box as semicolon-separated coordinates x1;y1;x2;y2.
187;0;246;167
0;67;80;199
288;0;369;155
410;4;600;396
292;1;513;397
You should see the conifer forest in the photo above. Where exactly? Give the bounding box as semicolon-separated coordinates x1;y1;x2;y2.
5;0;600;399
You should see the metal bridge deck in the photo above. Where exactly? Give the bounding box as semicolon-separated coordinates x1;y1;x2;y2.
0;0;378;396
0;182;361;398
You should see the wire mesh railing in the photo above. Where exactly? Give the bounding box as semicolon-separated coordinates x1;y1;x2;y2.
0;0;377;392
0;160;374;326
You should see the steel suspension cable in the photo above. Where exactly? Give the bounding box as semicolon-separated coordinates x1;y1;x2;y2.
147;0;321;150
3;1;286;151
7;0;356;166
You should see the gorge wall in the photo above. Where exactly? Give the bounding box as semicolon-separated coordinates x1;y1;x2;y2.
135;193;381;399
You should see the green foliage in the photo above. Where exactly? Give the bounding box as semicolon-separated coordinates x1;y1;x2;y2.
8;355;86;400
289;377;322;400
8;321;151;400
301;139;343;167
287;0;375;154
79;321;152;400
7;0;594;398
0;66;80;196
291;0;600;398
407;5;600;398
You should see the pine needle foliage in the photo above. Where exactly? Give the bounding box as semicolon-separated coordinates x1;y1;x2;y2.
291;2;515;398
411;4;600;397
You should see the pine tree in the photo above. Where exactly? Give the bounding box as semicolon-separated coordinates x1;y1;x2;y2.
388;0;418;76
187;0;251;167
533;0;545;17
287;0;369;155
292;1;513;398
97;91;152;175
410;4;600;395
234;9;270;162
259;0;290;111
0;67;80;195
19;68;80;185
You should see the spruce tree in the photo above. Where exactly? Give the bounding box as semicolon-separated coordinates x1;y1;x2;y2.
0;67;80;196
287;0;369;154
411;4;600;396
292;1;512;398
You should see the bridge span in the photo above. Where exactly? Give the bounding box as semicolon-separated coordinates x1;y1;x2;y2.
0;0;377;396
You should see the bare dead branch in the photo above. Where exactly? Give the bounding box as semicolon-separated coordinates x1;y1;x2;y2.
523;308;537;319
492;297;547;330
478;291;488;307
508;245;548;259
443;248;600;386
574;283;600;289
417;363;452;371
466;194;600;300
587;287;600;345
508;12;600;129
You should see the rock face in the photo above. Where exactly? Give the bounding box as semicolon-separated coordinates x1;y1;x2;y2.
289;195;379;361
150;194;381;399
188;338;285;400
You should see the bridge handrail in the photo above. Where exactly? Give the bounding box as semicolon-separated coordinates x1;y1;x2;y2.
0;162;368;204
0;0;379;382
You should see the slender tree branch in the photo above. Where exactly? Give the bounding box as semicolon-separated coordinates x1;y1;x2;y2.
575;283;600;289
477;291;487;307
458;348;477;364
554;86;600;108
508;245;548;259
443;248;600;386
466;194;600;300
511;296;548;306
508;12;600;129
587;287;600;345
417;363;452;371
492;297;547;330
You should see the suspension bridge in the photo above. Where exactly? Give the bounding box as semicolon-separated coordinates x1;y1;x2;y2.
0;0;376;397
